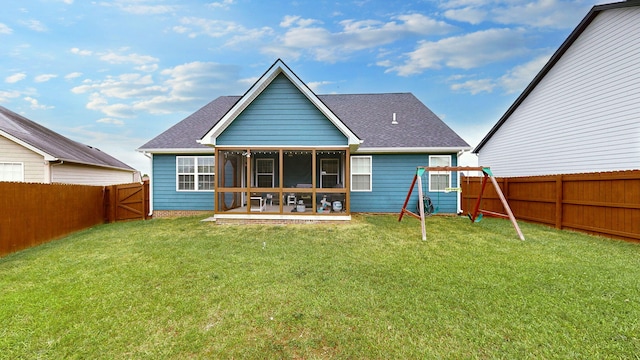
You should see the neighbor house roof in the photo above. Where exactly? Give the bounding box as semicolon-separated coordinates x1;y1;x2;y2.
138;93;470;153
473;0;640;153
0;106;134;170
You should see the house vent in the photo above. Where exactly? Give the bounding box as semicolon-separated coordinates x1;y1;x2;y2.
392;112;398;125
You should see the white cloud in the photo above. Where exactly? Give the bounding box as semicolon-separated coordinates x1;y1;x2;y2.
99;1;177;15
280;16;321;28
71;48;159;68
99;51;158;65
85;92;136;118
498;53;550;93
448;53;552;95
175;17;273;44
70;47;93;56
385;28;529;76
20;19;47;32
438;0;495;8
72;73;165;100
65;72;83;80
306;81;335;92
441;0;594;29
72;62;244;118
492;0;590;29
6;73;27;83
451;78;496;94
24;96;53;110
209;0;235;9
97;117;125;126
266;13;455;63
443;7;487;25
136;64;159;72
0;23;12;34
120;4;177;14
35;74;58;83
0;90;22;102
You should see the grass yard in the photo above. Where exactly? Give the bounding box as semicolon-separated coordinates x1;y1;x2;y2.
1;214;639;359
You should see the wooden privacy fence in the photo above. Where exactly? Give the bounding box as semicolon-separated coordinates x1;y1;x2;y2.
0;181;150;257
461;170;640;242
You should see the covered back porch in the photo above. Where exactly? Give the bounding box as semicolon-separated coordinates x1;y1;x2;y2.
214;147;350;219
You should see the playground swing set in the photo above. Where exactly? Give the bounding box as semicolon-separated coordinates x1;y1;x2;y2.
399;166;525;241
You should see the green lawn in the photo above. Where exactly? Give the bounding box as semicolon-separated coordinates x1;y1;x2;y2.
1;214;639;359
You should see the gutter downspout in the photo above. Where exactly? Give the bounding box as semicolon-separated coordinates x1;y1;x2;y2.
141;152;154;217
47;160;64;184
456;150;465;214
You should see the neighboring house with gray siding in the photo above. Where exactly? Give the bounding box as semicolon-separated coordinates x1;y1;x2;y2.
0;106;139;185
138;59;470;220
474;0;640;177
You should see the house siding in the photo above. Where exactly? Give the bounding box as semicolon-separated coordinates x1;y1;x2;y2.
0;135;45;182
478;7;640;177
152;154;214;211
350;153;459;213
217;73;347;146
51;163;136;185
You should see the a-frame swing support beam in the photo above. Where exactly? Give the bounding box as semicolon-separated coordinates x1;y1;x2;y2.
399;166;525;241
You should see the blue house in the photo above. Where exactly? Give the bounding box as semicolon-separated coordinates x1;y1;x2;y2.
137;60;470;221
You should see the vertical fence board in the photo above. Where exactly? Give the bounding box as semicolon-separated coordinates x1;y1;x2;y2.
1;182;104;256
462;170;640;242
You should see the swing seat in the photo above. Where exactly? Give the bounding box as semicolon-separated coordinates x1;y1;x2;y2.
467;212;483;222
417;195;435;216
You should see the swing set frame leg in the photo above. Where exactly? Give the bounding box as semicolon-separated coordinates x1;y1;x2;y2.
398;170;427;240
468;168;525;241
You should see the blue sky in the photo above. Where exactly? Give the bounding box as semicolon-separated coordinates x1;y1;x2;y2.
1;0;610;175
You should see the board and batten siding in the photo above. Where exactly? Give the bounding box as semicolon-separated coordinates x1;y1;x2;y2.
350;153;459;213
217;73;347;146
152;154;214;211
0;135;45;182
51;163;136;185
478;6;640;177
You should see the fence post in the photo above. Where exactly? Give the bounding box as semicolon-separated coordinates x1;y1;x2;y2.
102;186;110;223
143;179;151;219
555;175;563;229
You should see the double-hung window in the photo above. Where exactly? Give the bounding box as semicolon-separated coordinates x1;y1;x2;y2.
0;162;24;182
428;155;451;192
255;158;274;187
351;156;372;192
177;156;214;191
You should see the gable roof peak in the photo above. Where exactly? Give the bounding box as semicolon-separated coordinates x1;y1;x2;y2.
198;59;362;148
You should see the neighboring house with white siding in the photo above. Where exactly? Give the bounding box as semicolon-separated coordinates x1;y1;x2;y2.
474;0;640;177
0;106;139;185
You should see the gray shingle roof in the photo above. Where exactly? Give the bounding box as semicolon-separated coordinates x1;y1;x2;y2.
0;106;134;170
320;93;469;149
138;92;470;151
139;96;239;150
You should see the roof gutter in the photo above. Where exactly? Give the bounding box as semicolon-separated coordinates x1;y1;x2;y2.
355;146;472;154
135;147;214;155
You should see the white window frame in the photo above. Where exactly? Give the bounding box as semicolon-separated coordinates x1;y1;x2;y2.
255;158;275;187
428;155;451;192
0;162;24;182
350;156;372;192
176;156;215;192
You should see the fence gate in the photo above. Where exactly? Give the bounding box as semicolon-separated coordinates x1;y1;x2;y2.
105;181;150;222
